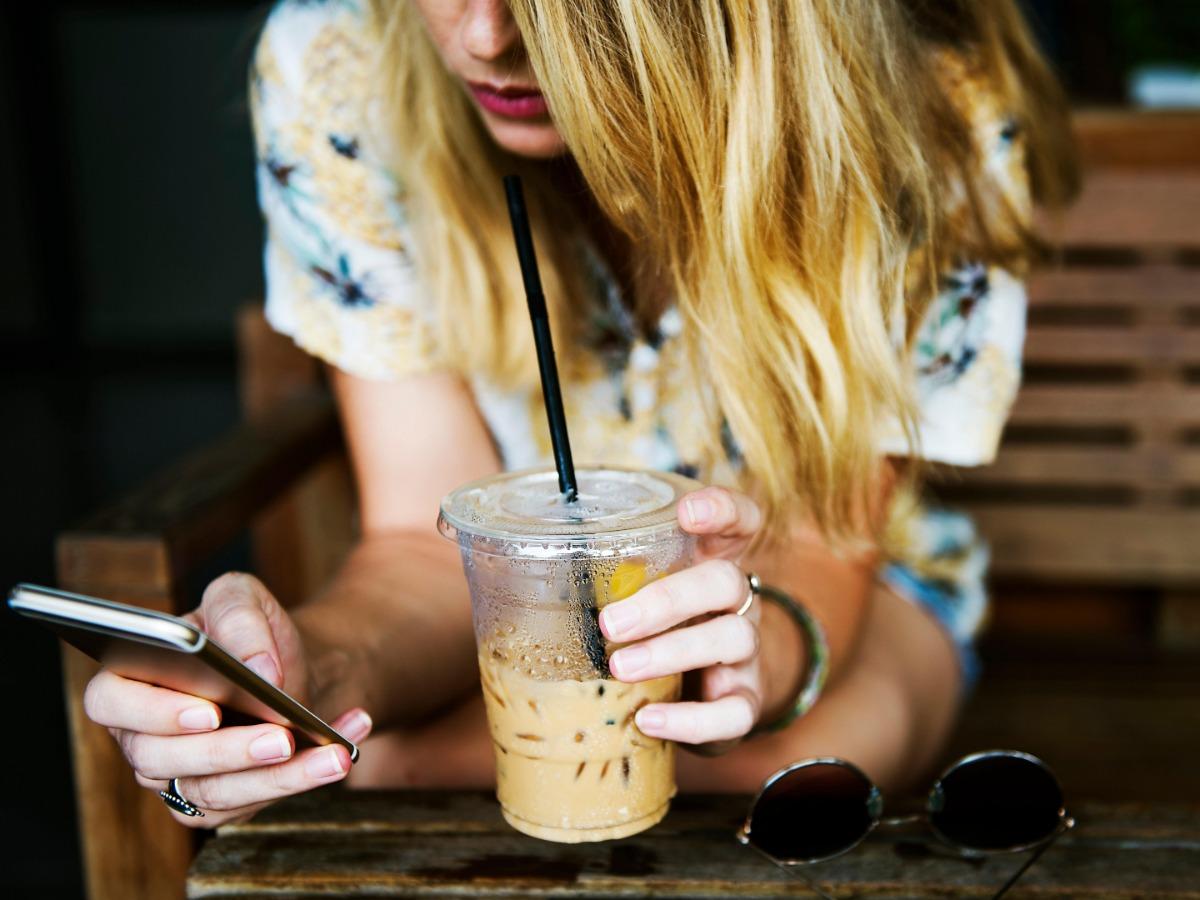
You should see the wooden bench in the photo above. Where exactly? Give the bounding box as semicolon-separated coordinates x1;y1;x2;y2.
53;111;1200;900
187;789;1200;898
935;110;1200;647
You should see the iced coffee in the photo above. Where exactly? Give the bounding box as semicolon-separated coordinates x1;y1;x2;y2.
439;468;698;842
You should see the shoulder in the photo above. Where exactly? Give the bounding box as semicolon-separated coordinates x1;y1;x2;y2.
253;0;381;143
253;0;405;250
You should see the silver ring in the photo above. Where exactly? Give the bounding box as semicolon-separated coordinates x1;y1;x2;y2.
736;572;761;617
160;777;205;818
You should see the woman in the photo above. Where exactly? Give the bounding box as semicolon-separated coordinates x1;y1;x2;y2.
83;0;1077;826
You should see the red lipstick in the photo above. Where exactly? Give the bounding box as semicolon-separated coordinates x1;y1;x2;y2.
468;82;550;120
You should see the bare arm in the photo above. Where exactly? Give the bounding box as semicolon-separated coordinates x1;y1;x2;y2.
294;366;501;727
745;461;898;724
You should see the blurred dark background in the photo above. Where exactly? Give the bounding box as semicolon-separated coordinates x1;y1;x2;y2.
1;1;1197;896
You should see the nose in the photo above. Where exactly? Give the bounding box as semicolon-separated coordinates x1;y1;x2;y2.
461;0;520;63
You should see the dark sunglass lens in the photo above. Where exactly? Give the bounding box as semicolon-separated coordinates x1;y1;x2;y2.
748;762;876;862
929;754;1063;851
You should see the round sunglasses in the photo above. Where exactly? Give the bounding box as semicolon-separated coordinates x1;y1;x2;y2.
737;750;1074;900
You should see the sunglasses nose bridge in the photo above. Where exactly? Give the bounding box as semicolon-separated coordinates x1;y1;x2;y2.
927;782;946;815
867;785;884;821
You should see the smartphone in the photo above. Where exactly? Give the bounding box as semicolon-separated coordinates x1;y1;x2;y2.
7;583;358;762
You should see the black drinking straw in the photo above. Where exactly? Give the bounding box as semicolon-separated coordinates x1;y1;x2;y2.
503;174;579;502
504;175;608;675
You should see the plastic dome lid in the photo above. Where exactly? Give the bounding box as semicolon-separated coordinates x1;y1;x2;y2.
438;466;699;555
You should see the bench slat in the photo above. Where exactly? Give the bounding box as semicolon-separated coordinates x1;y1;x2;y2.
1029;266;1200;307
1024;328;1200;365
1040;170;1200;248
969;507;1200;582
1008;385;1200;426
952;447;1200;486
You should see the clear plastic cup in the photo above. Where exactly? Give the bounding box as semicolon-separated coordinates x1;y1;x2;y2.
438;466;699;843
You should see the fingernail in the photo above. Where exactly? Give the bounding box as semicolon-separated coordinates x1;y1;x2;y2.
601;602;640;638
685;497;713;526
249;730;293;762
341;710;372;743
178;706;219;732
245;653;281;687
306;746;346;779
637;707;667;733
611;644;650;678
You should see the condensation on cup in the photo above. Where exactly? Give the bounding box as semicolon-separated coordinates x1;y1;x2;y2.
439;466;699;842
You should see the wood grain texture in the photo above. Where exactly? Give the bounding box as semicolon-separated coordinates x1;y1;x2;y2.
1040;170;1200;249
55;547;194;900
237;305;356;609
54;386;343;900
64;390;342;579
966;507;1200;582
1028;265;1200;306
186;790;1200;898
1072;110;1200;169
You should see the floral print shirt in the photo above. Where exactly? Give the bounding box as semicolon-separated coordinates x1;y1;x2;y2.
251;0;1034;681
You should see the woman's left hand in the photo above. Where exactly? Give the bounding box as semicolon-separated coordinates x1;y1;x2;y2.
599;485;765;751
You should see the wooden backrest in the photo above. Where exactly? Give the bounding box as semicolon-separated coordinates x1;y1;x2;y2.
236;307;356;608
939;113;1200;585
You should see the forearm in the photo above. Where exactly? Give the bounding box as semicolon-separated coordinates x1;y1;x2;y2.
293;528;478;728
679;580;962;795
751;533;876;724
753;460;900;723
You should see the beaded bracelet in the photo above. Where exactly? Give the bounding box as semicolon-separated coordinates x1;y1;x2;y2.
751;583;830;735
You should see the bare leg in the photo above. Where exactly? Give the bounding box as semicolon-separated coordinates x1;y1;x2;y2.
348;581;962;795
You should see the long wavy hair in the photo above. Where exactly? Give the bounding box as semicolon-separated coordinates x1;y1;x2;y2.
368;0;1077;542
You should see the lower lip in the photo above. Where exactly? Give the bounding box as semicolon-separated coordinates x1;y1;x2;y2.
469;85;550;120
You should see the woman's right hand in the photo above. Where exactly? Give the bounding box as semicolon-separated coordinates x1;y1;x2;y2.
82;573;373;827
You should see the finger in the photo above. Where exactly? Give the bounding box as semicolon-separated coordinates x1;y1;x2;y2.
85;669;221;735
599;558;749;642
175;744;351;812
634;691;759;745
115;723;295;780
132;770;269;829
331;707;373;744
609;613;759;682
200;572;282;686
134;770;168;793
678;486;763;539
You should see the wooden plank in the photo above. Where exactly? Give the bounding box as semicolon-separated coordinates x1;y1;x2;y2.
966;507;1200;582
187;791;1200;898
1023;327;1200;365
64;391;342;581
1073;110;1200;169
952;447;1177;487
237;305;355;609
237;305;322;418
1007;385;1200;427
1028;266;1200;308
54;535;171;597
1040;170;1200;249
55;542;194;900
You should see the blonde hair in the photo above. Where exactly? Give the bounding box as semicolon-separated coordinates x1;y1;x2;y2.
369;0;1076;542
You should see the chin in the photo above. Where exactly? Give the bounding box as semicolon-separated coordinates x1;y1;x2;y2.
484;116;568;160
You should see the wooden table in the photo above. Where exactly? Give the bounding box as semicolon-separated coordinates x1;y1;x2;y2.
188;789;1200;898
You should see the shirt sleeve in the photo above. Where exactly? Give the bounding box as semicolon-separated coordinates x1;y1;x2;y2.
878;53;1033;467
878;263;1027;466
249;0;442;381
